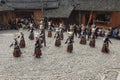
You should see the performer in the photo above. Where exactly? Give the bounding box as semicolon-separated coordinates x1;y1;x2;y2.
59;23;64;40
28;23;34;40
18;31;26;48
89;28;96;47
33;35;42;58
39;30;44;47
80;25;87;45
10;34;22;57
101;32;112;53
47;21;52;37
54;29;61;47
65;32;74;53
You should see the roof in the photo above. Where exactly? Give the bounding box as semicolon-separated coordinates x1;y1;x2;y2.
0;4;14;11
43;5;74;18
2;0;120;11
71;0;120;11
5;0;59;9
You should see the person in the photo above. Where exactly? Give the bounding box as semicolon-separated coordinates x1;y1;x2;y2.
54;28;61;47
80;24;86;45
118;29;120;39
89;28;96;47
39;30;44;47
28;23;34;40
76;24;81;38
65;32;74;53
33;35;42;58
59;23;64;40
10;34;22;57
18;30;26;48
69;24;75;40
101;32;112;53
47;21;52;37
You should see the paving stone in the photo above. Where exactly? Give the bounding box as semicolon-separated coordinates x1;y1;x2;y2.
0;30;120;79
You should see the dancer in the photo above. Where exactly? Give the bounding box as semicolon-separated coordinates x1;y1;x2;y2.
18;31;26;48
101;32;112;53
47;21;52;37
59;23;64;40
28;23;34;40
33;34;42;58
54;28;61;47
80;24;86;45
65;32;74;53
89;28;96;47
10;34;22;57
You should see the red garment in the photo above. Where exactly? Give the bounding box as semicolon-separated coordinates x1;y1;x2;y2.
19;40;25;48
48;31;52;37
13;48;21;57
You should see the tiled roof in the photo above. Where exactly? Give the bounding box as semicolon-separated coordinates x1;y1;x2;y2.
43;5;74;18
0;4;14;11
5;0;59;9
72;0;120;11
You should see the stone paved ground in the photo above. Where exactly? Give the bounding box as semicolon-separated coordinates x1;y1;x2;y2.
0;30;120;80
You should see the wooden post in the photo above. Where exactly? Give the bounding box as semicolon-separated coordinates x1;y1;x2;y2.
41;0;46;47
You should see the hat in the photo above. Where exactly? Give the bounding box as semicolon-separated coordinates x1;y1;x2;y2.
59;23;63;28
40;24;44;29
30;23;33;27
105;32;109;36
92;28;95;32
56;28;59;32
68;31;73;36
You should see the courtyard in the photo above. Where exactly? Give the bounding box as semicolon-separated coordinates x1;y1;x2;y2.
0;30;120;80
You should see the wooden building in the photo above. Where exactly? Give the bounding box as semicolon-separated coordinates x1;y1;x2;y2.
72;0;120;28
1;0;120;28
4;0;59;24
44;0;120;28
0;3;14;25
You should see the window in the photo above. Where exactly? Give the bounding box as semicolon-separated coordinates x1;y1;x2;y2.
96;14;111;22
95;13;111;26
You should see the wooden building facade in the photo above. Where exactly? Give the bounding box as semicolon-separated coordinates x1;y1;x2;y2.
1;0;120;28
0;0;59;25
71;0;120;28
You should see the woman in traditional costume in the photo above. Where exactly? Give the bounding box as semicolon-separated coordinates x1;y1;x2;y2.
54;29;61;47
10;34;22;57
89;28;96;47
80;25;87;45
28;23;34;40
59;23;64;40
65;32;74;53
47;21;52;37
33;35;42;58
18;30;26;48
101;32;112;53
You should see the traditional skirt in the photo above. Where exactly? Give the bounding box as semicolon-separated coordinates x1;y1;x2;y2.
55;39;61;47
13;47;21;57
19;39;25;48
67;44;73;53
89;39;95;47
101;44;110;53
29;32;34;40
34;47;42;58
48;31;52;37
80;36;86;45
